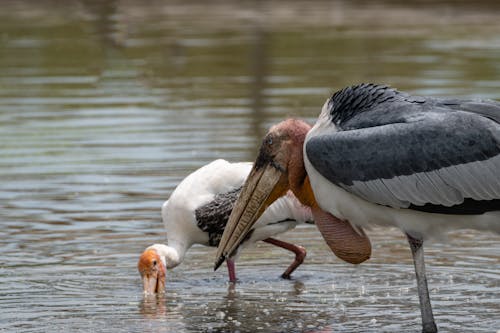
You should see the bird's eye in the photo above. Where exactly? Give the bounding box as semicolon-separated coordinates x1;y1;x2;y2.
152;260;157;266
267;137;273;145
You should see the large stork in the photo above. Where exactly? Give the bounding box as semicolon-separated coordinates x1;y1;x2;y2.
215;84;500;332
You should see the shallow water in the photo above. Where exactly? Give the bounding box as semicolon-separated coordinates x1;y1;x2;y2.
0;1;499;332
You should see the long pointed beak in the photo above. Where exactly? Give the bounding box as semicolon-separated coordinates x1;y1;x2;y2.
214;163;286;270
142;271;166;294
142;274;158;294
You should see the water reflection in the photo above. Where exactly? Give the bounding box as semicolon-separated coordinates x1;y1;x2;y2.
139;293;168;319
0;1;499;332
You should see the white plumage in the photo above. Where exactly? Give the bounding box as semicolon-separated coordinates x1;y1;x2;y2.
138;159;313;293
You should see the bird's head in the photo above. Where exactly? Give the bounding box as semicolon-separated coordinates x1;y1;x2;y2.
138;245;167;294
214;119;314;269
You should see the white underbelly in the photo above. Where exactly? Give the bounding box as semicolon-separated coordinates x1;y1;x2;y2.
304;154;500;238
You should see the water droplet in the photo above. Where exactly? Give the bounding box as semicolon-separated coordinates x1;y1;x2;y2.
215;311;225;320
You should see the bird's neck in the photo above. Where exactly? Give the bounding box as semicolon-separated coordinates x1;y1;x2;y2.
289;176;372;265
291;175;319;209
148;243;184;269
287;140;318;209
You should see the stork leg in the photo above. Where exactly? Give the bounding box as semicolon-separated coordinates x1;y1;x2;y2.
226;258;237;283
406;234;438;333
263;237;306;279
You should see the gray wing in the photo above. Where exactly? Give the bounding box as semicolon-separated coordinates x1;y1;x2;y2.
439;98;500;123
306;109;500;210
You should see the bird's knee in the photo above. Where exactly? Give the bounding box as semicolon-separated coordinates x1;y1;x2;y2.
295;246;307;263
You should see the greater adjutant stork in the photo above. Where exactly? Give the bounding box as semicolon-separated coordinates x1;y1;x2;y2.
138;159;313;294
215;84;500;332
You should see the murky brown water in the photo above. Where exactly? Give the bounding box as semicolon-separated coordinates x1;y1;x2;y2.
0;1;499;332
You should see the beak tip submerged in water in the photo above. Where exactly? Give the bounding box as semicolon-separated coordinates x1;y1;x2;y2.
138;248;166;294
141;274;157;294
214;255;226;271
141;273;166;294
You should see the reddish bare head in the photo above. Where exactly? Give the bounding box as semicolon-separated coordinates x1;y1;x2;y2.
215;118;371;269
215;119;314;269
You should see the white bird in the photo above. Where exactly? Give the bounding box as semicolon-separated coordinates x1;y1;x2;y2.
138;159;313;294
216;84;500;333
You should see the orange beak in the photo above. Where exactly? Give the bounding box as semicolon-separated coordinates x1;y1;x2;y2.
138;249;166;294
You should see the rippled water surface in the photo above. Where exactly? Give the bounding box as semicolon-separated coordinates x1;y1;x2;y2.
1;1;499;332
